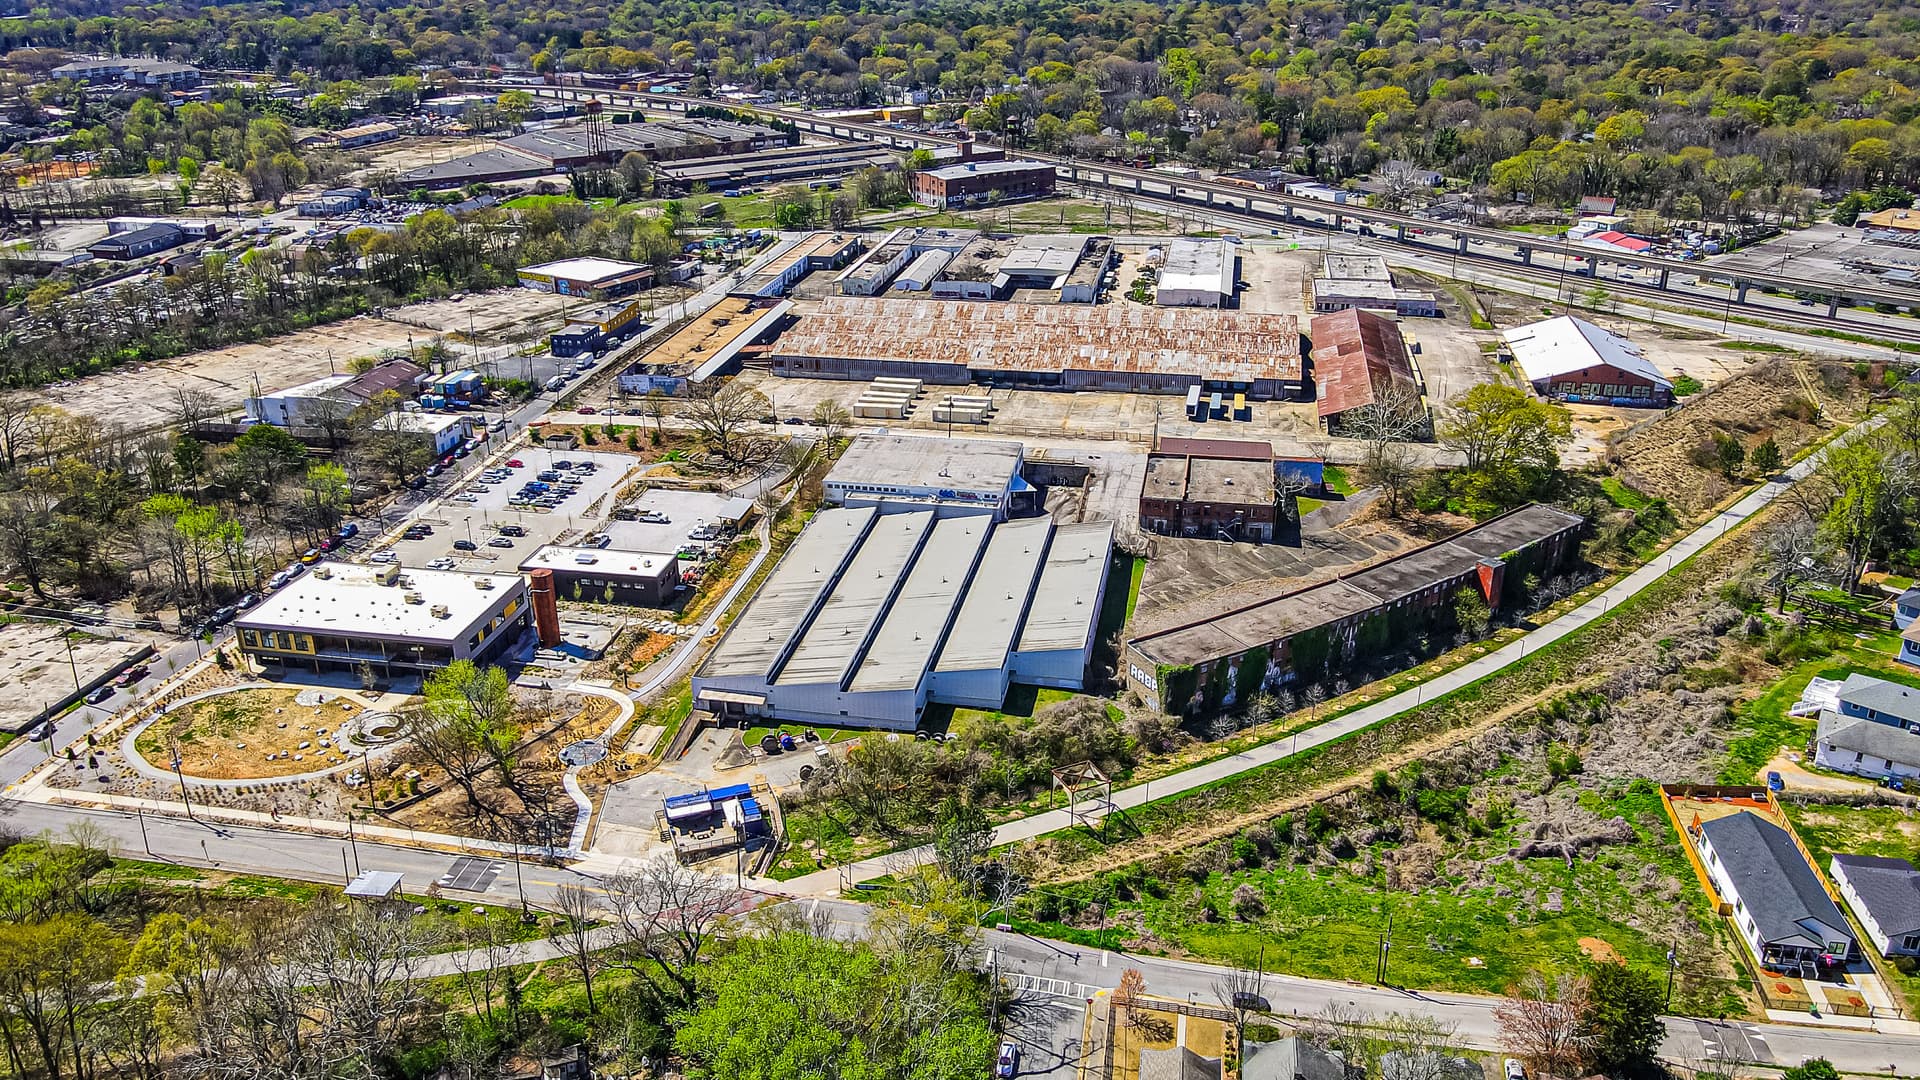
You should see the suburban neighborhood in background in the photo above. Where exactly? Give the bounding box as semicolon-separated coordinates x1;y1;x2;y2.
6;0;1920;1078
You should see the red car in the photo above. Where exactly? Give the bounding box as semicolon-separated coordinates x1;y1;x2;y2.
113;665;149;688
506;459;523;468
578;406;597;415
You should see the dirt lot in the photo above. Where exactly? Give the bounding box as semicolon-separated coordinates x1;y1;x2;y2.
338;136;499;184
0;623;146;733
1234;241;1314;318
52;288;578;432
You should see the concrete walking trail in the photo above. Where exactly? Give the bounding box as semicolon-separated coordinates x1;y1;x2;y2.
763;421;1869;897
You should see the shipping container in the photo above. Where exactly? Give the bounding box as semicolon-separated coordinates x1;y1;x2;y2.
1185;384;1203;420
1233;393;1250;420
1209;391;1224;419
855;400;908;419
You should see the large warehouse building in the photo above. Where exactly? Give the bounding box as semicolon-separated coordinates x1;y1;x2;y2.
1311;308;1425;432
1502;315;1673;408
517;257;654;298
1156;239;1237;308
824;433;1025;518
771;297;1305;399
1125;505;1583;715
691;506;1113;729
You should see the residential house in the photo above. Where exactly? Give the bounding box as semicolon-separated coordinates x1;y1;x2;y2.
1836;673;1920;733
1830;854;1920;959
1140;1046;1222;1080
1896;586;1920;630
1903;622;1920;670
1243;1037;1347;1080
1813;709;1920;781
1693;811;1858;974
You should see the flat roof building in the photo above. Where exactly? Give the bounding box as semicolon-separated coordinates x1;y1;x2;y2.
1502;315;1673;408
693;507;1111;729
1157;239;1236;308
1127;504;1583;714
655;143;897;192
1314;255;1439;317
732;232;863;298
235;563;529;674
520;545;680;607
911;161;1056;210
824;433;1025;518
517;257;654;298
1141;437;1280;543
616;296;792;396
772;296;1305;399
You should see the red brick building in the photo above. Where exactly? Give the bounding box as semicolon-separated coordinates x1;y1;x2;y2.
911;161;1056;209
1139;437;1279;543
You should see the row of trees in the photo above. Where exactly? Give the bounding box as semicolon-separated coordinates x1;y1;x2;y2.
15;0;1920;215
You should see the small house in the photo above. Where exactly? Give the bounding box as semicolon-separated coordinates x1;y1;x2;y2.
1831;854;1920;958
1694;812;1858;974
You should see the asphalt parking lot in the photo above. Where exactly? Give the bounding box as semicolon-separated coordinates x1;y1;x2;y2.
375;448;639;569
601;489;753;557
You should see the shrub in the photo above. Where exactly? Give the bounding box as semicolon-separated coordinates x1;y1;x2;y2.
1231;883;1266;921
1671;374;1703;396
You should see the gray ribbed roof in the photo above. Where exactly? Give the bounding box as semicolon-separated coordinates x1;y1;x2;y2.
1832;854;1920;938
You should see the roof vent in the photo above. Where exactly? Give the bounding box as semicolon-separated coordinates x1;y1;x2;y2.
474;578;494;589
404;592;424;604
430;604;450;619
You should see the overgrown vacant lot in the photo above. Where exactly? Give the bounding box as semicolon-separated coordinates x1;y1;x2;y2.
1008;496;1916;1017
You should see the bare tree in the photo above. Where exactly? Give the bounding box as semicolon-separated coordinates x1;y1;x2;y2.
1341;381;1431;516
601;856;743;1009
1759;517;1829;612
549;884;603;1014
1213;964;1267;1045
1494;970;1593;1078
683;381;771;466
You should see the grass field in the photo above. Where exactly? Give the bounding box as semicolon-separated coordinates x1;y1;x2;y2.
1600;476;1651;511
1030;782;1738;1011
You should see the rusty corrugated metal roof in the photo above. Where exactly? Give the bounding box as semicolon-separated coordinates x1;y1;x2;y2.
1310;308;1417;418
774;297;1301;381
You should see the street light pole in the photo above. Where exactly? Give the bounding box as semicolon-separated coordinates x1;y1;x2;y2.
136;806;150;855
345;815;361;876
167;733;195;821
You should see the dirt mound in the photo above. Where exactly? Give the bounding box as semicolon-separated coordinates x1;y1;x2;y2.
1607;359;1866;513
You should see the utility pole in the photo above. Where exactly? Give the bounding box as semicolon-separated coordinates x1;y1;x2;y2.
136;806;150;855
345;815;361;876
1376;910;1394;984
167;733;195;821
1664;942;1679;1011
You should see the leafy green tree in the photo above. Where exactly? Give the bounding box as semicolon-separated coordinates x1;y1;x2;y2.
408;661;520;808
1578;962;1665;1078
1437;385;1571;514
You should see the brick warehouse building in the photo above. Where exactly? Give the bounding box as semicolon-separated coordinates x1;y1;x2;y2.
1125;505;1584;715
1139;437;1279;543
911;161;1057;209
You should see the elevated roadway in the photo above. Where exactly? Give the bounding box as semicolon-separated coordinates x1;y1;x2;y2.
503;82;1920;321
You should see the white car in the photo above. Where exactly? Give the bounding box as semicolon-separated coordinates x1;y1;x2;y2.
426;558;456;570
487;537;514;548
1504;1060;1525;1080
367;550;397;564
452;493;479;503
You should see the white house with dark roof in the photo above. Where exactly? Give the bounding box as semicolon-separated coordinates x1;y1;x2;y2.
1831;854;1920;958
1814;708;1920;781
1895;586;1920;631
1694;811;1858;974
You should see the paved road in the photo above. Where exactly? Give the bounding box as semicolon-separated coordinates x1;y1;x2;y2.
796;899;1920;1075
771;413;1872;896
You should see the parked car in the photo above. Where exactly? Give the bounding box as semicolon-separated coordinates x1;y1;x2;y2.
506;459;523;468
487;537;514;548
426;557;456;570
318;537;339;552
114;665;149;688
368;550;397;564
498;524;527;537
1504;1060;1525;1080
997;1043;1019;1078
425;463;444;477
210;606;238;625
237;593;261;609
84;686;115;706
337;523;359;540
453;539;478;551
28;723;51;742
578;406;597;415
300;548;323;564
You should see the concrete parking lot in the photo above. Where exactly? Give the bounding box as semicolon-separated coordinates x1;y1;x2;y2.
375;448;640;568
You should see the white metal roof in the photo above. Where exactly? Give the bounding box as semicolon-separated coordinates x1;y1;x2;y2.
827;433;1022;496
699;506;876;679
1157;238;1235;299
519;545;676;579
934;517;1052;673
518;256;650;283
848;515;991;692
235;564;522;645
1501;315;1672;389
1016;521;1114;654
775;511;934;686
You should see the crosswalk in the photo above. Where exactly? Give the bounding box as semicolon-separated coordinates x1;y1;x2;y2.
1695;1020;1773;1064
1004;972;1104;1000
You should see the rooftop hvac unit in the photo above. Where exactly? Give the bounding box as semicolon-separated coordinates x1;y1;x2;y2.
430;604;450;619
312;566;332;579
473;578;494;589
404;592;424;605
374;563;401;585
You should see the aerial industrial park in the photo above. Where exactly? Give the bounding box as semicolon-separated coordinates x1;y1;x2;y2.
5;21;1920;1080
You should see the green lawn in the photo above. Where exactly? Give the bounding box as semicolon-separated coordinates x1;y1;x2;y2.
500;193;619;211
1600;476;1651;511
1125;556;1146;622
1322;465;1353;495
1032;784;1736;1012
1296;496;1328;516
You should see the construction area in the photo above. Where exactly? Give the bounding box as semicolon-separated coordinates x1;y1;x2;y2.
0;622;150;734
